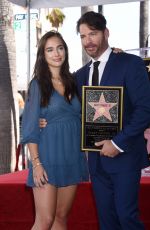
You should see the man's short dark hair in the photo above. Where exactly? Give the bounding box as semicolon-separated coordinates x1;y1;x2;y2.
76;11;107;33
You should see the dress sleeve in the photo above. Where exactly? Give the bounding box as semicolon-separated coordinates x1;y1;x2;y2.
21;79;41;144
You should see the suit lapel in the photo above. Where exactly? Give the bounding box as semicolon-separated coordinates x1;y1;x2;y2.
100;52;116;86
85;61;91;85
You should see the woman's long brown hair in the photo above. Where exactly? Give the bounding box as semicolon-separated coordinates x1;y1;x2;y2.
31;30;77;107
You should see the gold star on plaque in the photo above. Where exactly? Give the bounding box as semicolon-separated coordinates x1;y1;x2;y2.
146;63;150;72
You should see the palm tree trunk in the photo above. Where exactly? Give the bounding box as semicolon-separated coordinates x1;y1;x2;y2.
139;1;149;49
0;0;18;174
98;5;103;14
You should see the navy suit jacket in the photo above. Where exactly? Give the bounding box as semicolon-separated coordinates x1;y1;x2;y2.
74;52;150;174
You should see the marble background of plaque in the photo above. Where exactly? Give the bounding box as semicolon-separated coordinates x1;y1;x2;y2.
81;86;123;151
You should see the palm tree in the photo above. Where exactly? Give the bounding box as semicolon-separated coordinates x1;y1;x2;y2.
81;6;93;65
0;0;18;174
139;1;149;56
46;8;65;31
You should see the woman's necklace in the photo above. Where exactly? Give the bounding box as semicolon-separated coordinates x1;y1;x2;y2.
51;77;62;85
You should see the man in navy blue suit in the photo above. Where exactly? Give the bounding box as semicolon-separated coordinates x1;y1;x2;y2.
75;11;150;230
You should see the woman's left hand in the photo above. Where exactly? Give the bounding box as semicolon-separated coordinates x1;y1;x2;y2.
33;164;48;187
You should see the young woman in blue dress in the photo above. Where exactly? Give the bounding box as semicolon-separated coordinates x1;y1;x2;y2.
21;31;88;230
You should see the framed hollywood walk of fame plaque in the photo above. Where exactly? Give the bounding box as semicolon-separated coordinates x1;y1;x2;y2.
81;86;123;151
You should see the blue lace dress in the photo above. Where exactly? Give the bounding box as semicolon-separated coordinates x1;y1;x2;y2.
21;79;89;187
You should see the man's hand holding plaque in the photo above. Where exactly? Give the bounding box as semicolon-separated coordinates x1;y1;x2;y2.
95;140;120;157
